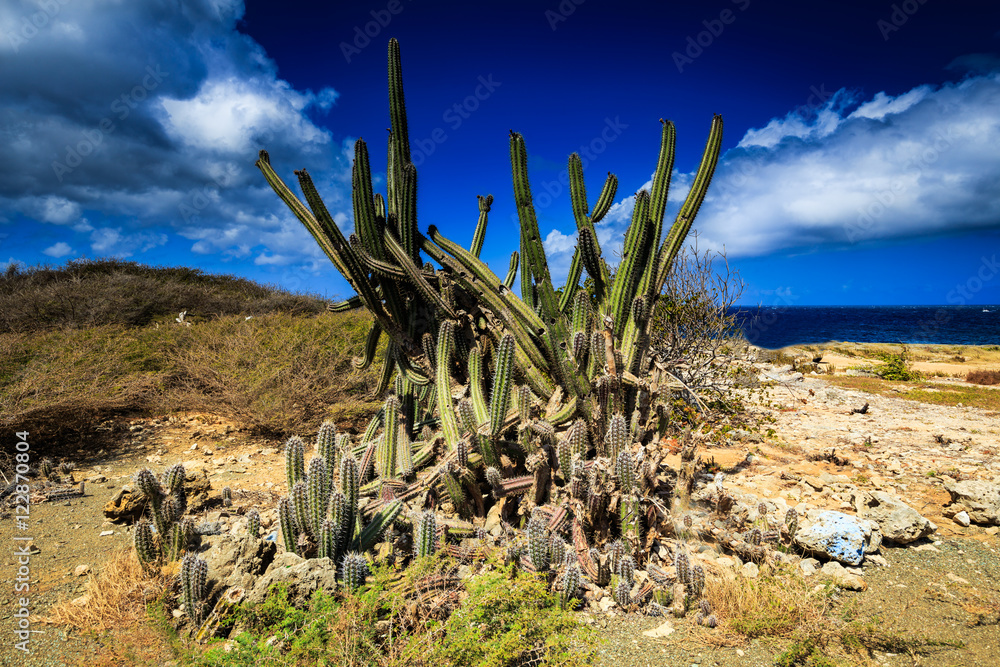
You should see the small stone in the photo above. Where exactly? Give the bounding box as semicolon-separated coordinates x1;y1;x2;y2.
642;620;675;638
946;573;970;585
145;455;162;463
74;565;90;576
741;562;760;578
986;527;1000;535
912;544;939;552
953;511;971;527
70;595;90;607
865;554;889;567
99;530;114;537
799;558;819;576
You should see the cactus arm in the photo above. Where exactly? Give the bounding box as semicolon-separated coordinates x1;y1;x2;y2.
503;251;519;289
391;343;431;386
328;296;362;312
349;234;408;279
388;39;411;170
374;342;396;397
353;139;388;261
435;320;462;450
383;227;458;319
646;120;677;273
399;162;420;262
470;194;493;258
468;347;490;425
545;396;578;426
576;224;610;312
379;396;400;480
653;114;723;294
355;499;403;551
557;247;583;314
608;190;652;340
426;225;546;335
489;334;516;438
591;171;618;223
509;131;587;399
519;225;536;311
256;155;386;326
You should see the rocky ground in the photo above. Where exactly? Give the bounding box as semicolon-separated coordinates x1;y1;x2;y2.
1;365;998;667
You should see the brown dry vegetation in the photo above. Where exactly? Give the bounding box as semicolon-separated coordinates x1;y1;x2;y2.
966;368;1000;385
0;260;382;453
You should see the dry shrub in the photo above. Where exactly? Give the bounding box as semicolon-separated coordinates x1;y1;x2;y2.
966;369;1000;385
704;565;833;641
43;548;172;633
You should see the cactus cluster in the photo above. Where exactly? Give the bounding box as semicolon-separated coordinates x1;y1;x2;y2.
278;426;402;586
133;464;192;561
255;38;733;616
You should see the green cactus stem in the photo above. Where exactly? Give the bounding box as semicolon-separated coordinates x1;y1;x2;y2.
279;496;297;555
285;435;306;492
246;509;261;539
342;552;368;592
415;510;437;557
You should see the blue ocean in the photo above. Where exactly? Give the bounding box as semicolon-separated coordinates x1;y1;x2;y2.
730;305;1000;349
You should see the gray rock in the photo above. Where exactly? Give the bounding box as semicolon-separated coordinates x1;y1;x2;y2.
851;490;936;544
820;561;867;591
793;510;881;566
741;562;760;579
953;511;971;527
944;480;1000;525
799;558;820;576
203;533;277;596
197;521;223;535
245;553;340;606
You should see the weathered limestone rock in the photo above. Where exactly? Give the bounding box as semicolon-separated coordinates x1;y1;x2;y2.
245;552;339;606
793;510;881;566
851;490;936;544
203;533;276;596
944;480;1000;525
820;561;867;591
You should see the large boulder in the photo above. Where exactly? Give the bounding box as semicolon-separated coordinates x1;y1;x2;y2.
793;510;881;566
245;552;339;606
944;480;1000;525
202;533;276;596
852;490;936;544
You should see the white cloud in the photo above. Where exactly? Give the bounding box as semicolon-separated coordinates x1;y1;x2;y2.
565;69;1000;264
90;227;168;256
0;0;350;265
43;241;73;258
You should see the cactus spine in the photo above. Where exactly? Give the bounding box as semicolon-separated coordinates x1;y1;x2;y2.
246;509;261;539
285;436;305;492
342;553;368;591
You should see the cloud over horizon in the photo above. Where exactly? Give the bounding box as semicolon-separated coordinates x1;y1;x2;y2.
545;66;1000;280
0;0;349;266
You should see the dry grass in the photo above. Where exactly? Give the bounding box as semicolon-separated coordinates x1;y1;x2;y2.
0;257;329;333
1;309;381;449
966;369;1000;385
824;375;1000;411
42;549;173;633
705;565;833;642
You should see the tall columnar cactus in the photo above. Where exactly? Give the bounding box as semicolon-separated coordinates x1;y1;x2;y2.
527;516;550;572
134;519;157;568
561;562;582;610
342;553;368;591
415;510;437;557
307;457;330;537
279;496;298;555
285;435;306;492
317;420;337;465
180;554;208;625
379;395;401;480
246;509;261;539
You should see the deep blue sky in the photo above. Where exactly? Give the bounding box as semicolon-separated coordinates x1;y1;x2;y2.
2;0;999;305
